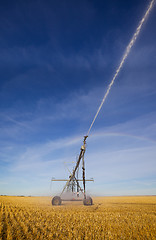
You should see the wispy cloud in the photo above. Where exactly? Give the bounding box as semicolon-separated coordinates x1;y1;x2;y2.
1;112;155;195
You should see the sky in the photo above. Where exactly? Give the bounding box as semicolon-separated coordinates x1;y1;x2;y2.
0;0;156;196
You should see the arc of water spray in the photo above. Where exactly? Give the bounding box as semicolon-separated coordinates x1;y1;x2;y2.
87;0;155;136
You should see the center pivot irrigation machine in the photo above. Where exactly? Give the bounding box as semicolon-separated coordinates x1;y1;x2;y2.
51;135;94;206
51;0;155;206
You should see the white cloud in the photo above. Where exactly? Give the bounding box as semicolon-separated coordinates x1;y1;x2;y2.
0;114;155;194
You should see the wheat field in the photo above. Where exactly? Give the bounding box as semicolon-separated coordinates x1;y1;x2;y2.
0;195;155;239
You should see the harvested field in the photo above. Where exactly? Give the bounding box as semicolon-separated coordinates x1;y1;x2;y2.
0;196;156;239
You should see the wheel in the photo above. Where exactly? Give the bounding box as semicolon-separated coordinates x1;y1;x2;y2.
52;196;62;206
83;197;93;206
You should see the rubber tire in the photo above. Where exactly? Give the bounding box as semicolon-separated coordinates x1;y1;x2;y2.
52;196;62;206
83;197;93;206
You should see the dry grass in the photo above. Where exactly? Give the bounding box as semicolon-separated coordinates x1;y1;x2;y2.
0;195;156;239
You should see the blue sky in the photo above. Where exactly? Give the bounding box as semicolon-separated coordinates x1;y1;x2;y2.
0;0;156;196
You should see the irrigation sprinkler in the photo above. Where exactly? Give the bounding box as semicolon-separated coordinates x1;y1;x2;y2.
51;0;155;206
51;136;94;206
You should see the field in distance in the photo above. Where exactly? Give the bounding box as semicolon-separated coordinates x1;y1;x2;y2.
0;195;156;239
